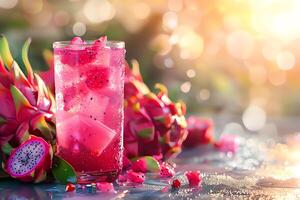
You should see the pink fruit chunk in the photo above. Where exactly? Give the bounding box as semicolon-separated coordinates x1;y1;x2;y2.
4;135;52;183
160;162;175;178
126;170;145;184
56;114;116;155
58;37;98;67
96;182;115;193
131;159;147;173
70;37;85;45
65;183;76;192
93;36;107;48
185;171;201;187
214;134;239;153
171;179;181;189
85;66;110;90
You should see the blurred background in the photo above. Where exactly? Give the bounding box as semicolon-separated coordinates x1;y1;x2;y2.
1;0;300;134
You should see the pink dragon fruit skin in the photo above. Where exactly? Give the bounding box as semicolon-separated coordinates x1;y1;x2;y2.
124;61;188;161
183;116;213;148
4;135;52;183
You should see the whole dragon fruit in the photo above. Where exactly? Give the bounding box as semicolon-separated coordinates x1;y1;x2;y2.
0;35;55;156
4;135;52;183
124;60;188;160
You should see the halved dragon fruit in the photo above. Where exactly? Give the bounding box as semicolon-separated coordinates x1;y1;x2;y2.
4;135;52;183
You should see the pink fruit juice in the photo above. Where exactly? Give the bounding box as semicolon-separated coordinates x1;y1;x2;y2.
53;37;125;183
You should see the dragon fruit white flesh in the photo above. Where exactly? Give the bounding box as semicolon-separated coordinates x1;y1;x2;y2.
4;135;52;183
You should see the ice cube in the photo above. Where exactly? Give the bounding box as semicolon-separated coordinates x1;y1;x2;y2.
92;48;110;66
56;62;82;88
61;81;88;112
79;91;109;122
57;113;116;155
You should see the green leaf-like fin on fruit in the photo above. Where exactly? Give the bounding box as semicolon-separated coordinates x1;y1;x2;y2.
1;143;13;155
0;34;14;69
134;156;160;172
155;83;168;95
137;128;153;139
0;116;6;124
11;61;31;86
10;85;32;113
22;38;34;84
43;49;53;67
0;55;7;73
52;156;77;184
34;73;49;102
30;114;53;141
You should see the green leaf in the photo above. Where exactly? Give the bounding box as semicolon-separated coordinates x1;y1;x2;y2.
22;38;34;83
1;143;13;155
52;156;77;184
0;34;13;69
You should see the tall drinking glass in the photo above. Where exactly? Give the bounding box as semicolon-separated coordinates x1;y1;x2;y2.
53;39;125;183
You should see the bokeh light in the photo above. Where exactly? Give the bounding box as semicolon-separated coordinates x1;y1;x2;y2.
54;11;70;27
226;30;254;60
73;22;86;36
83;0;115;24
243;105;266;131
181;81;191;93
186;69;196;78
198;89;210;101
21;0;43;14
0;0;18;9
276;51;295;71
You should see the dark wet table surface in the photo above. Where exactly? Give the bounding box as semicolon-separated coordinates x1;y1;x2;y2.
1;117;300;199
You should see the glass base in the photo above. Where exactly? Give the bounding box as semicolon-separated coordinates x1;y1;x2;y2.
77;170;120;184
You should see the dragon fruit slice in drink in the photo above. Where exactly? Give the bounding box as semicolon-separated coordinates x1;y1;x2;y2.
56;113;116;155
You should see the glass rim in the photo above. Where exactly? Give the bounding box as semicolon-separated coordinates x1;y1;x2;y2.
53;40;125;49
